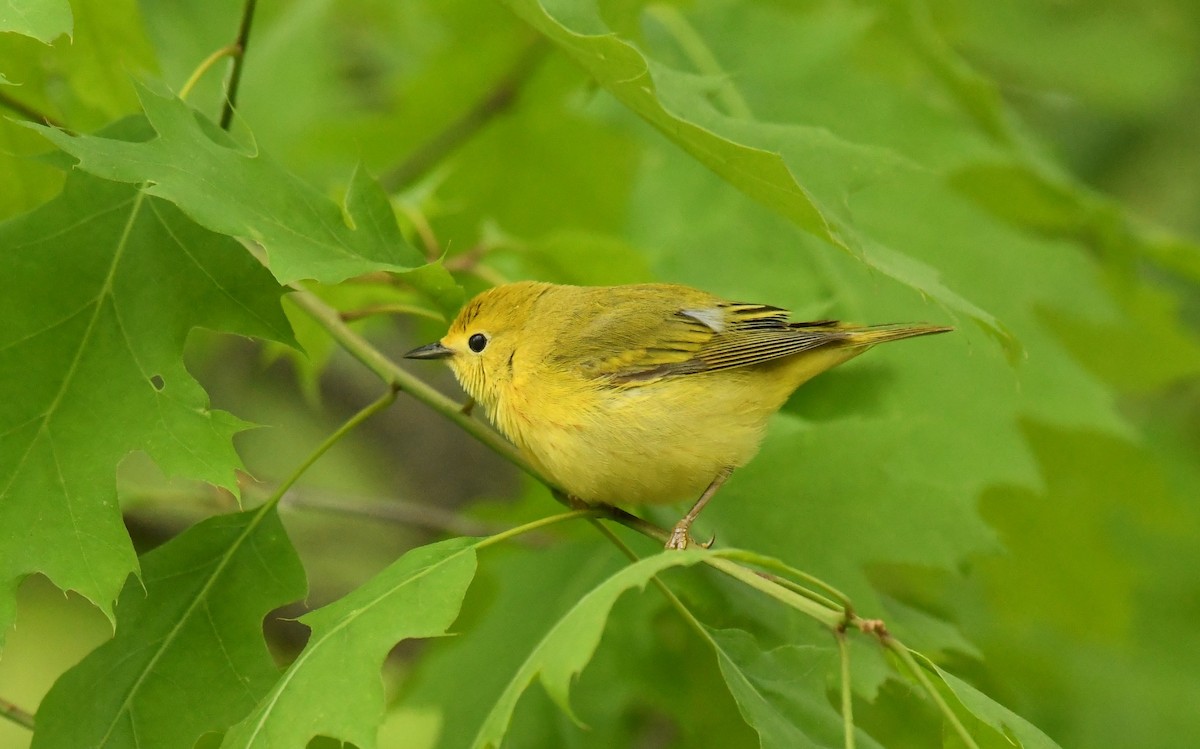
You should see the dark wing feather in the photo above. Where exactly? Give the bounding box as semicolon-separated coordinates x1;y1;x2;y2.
593;302;852;385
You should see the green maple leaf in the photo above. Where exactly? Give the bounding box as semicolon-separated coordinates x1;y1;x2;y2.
470;550;713;748
221;537;478;749
31;506;306;749
0;172;293;645
29;82;461;309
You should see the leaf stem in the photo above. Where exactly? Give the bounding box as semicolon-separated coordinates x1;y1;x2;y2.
837;632;855;749
706;556;843;629
261;387;398;514
220;0;259;130
180;44;240;101
0;90;66;130
882;637;980;749
0;695;34;731
381;37;550;192
719;549;853;612
476;509;599;549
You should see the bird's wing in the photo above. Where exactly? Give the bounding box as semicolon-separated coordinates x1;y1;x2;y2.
572;300;850;385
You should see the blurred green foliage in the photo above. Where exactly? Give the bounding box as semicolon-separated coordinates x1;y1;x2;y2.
1;0;1198;747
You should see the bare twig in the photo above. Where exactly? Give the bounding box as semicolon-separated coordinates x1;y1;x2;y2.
0;695;34;731
219;0;259;130
381;38;550;192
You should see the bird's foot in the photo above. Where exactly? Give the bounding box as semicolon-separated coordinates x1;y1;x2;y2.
664;523;715;551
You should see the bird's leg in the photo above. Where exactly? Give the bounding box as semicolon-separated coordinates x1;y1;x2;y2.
459;396;476;416
666;467;733;550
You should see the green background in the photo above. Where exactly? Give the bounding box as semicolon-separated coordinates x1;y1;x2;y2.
1;0;1198;746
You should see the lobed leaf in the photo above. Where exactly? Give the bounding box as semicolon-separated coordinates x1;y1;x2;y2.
221;537;479;749
31;506;306;749
469;550;713;748
28;82;462;308
0;171;293;647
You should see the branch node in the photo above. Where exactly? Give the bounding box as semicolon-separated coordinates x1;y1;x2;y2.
857;617;890;640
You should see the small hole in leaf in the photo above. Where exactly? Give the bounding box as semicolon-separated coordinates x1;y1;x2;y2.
150;375;165;391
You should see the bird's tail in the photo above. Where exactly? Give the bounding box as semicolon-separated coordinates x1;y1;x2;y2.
835;322;954;347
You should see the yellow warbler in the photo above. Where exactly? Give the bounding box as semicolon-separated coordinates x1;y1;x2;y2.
406;281;950;548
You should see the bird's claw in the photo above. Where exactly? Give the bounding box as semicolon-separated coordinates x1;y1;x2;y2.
664;525;715;551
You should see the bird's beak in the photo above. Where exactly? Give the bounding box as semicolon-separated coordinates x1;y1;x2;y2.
404;341;455;360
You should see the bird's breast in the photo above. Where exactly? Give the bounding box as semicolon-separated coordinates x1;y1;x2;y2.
490;372;778;506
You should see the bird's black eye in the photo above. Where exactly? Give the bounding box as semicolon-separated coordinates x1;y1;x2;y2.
468;333;488;353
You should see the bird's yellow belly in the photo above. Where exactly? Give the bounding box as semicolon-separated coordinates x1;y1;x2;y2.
497;370;790;506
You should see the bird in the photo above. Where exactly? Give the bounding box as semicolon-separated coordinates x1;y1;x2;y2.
405;281;951;549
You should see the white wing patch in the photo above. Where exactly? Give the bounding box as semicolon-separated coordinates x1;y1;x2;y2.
679;307;726;333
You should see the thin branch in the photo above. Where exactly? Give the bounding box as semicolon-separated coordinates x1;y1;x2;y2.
219;0;259;130
381;37;550;192
0;695;34;731
721;549;853;613
0;90;66;130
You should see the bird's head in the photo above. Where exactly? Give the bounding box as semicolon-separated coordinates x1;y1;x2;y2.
404;281;549;405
